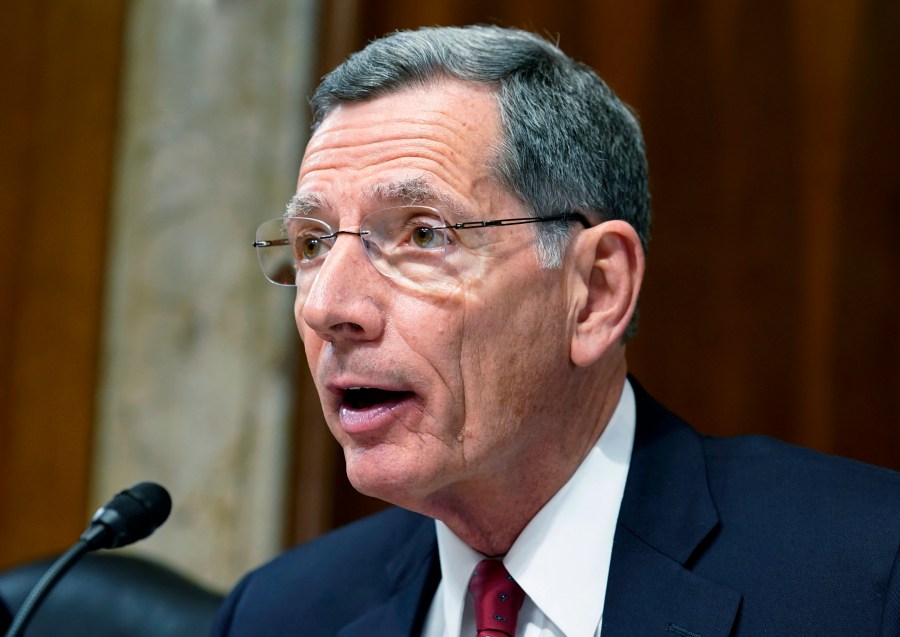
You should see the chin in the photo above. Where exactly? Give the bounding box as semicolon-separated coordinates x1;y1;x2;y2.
343;448;441;510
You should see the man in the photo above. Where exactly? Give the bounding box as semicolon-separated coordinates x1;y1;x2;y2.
213;25;900;636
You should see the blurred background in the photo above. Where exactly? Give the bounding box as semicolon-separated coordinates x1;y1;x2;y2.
1;0;898;594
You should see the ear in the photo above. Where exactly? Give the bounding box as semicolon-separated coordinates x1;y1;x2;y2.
567;220;645;367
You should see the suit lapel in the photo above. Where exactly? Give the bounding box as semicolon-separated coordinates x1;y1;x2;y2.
338;517;440;637
602;380;742;636
603;528;741;637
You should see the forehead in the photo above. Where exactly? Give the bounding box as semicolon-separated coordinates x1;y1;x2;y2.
296;80;503;215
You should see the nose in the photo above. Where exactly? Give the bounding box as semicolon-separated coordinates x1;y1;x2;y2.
299;233;385;343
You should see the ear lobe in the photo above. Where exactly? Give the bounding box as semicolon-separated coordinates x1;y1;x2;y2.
569;220;645;367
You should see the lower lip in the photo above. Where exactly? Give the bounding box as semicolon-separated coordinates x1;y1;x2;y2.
338;394;418;437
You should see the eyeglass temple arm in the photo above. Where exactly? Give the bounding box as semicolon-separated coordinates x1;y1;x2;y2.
445;213;591;230
252;239;290;248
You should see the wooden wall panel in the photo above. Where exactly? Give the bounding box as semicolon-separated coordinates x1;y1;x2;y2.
0;2;125;567
830;0;900;470
295;0;900;538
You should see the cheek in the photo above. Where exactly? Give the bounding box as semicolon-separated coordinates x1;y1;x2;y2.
302;338;322;375
297;314;320;362
393;292;466;373
461;283;568;400
294;297;307;341
297;311;328;383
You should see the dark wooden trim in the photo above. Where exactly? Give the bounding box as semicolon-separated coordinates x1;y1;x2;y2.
0;1;126;567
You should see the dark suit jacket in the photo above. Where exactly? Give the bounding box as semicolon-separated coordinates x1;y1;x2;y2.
212;381;900;636
0;593;11;633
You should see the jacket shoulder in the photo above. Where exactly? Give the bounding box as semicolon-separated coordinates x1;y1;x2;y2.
698;434;900;632
703;432;900;512
628;379;900;633
264;506;431;575
211;507;434;636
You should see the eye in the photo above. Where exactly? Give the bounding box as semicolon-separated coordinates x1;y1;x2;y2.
411;225;438;248
402;217;447;250
290;227;332;263
298;236;323;259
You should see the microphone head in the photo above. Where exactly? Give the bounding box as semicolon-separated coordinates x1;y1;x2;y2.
82;482;172;550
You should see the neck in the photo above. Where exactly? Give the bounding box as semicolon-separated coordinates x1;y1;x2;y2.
425;360;628;556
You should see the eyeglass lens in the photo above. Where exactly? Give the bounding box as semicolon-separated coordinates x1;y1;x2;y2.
254;206;451;290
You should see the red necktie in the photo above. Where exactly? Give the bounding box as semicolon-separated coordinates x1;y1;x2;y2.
468;559;526;637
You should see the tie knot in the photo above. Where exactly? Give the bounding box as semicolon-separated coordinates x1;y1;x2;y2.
468;559;526;637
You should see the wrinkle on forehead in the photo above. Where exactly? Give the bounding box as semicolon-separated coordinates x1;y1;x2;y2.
294;81;509;221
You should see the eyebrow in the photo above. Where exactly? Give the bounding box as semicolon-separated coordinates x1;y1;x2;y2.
370;177;471;219
284;177;472;220
284;192;327;219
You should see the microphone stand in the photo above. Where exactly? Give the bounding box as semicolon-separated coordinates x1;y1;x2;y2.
4;540;90;637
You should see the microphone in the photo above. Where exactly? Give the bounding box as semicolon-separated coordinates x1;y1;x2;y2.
5;482;171;637
80;481;172;550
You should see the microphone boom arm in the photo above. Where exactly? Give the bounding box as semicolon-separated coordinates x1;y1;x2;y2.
4;540;90;637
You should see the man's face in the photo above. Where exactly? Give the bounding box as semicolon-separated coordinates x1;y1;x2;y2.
294;81;576;513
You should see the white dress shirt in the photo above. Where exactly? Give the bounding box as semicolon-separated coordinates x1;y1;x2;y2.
422;379;635;637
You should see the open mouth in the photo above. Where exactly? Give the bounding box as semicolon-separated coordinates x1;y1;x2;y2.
342;387;415;410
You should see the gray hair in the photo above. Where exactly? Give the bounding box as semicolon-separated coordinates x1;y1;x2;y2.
310;25;650;338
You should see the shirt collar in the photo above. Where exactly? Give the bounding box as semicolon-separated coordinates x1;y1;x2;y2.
433;379;636;637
